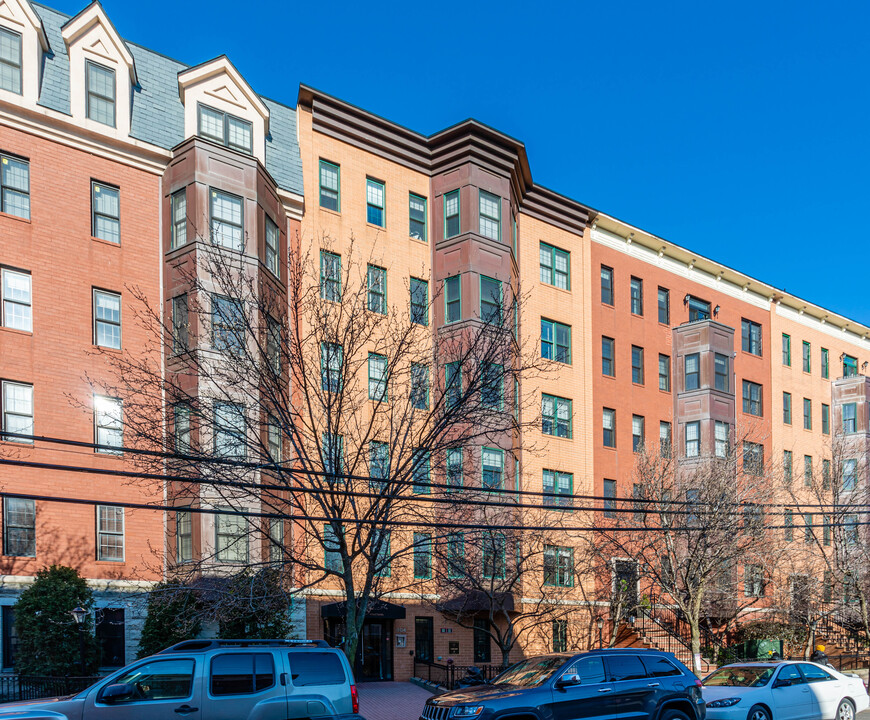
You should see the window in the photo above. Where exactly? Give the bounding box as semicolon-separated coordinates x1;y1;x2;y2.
782;334;791;365
94;395;122;453
320;342;343;393
446;448;463;490
540;243;570;290
473;619;491;663
478;190;500;241
844;354;858;377
602;337;615;377
783;392;792;424
843;402;857;434
802;341;811;373
210;654;274;695
410;278;428;325
444;189;460;238
784;508;793;541
318;160;340;211
804;513;814;543
369;441;389;491
480;276;501;324
783;450;793;485
320;251;341;302
445;275;461;323
96;505;124;561
741;319;762;355
714;354;729;391
413;532;431;578
685;353;700;390
210;189;243;250
86;61;115;127
212;295;244;353
632;483;645;521
481;362;503;409
843;459;857;492
213;402;245;458
657;287;669;324
632;415;644;452
482;532;505;578
91;182;120;243
366;178;385;227
267;419;281;464
3;497;34;557
411;363;429;409
804;455;813;487
803;398;812;430
745;565;764;597
715;422;729;458
408;193;427;240
96;608;125;667
821;348;829;379
660;421;672;458
105;658;195;703
544;545;573;587
600;265;613;304
265;216;280;277
630;277;643;315
685;421;699;458
215;508;248;563
552;620;568;653
93;290;121;349
687;296;711;321
743;441;764;476
412;450;430;494
1;268;31;331
543;470;573;508
373;530;390;577
368;353;387;402
265;316;280;374
173;403;191;453
323;524;342;572
445;362;462;408
822;403;830;434
176;510;192;563
658;355;671;391
542;394;571;438
0;28;22;94
170;189;187;248
367;265;386;314
1;381;32;443
845;515;859;545
603;408;615;448
742;380;762;416
1;153;29;219
603;479;616;518
631;346;644;384
197;104;253;154
482;447;504;490
541;320;570;363
822;459;831;489
744;503;763;532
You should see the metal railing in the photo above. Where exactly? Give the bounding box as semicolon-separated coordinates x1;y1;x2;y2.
0;675;102;703
413;659;508;689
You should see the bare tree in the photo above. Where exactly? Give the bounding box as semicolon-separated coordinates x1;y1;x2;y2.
95;228;546;664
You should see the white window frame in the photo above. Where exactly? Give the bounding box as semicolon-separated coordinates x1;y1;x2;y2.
2;381;33;444
96;505;124;562
1;267;32;332
94;395;123;454
93;289;121;349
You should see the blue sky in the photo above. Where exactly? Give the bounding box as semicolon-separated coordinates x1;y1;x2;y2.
50;0;870;324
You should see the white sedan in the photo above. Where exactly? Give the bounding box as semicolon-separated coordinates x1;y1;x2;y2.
702;661;869;720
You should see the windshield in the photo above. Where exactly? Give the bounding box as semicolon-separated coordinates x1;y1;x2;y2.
492;656;567;688
703;666;775;687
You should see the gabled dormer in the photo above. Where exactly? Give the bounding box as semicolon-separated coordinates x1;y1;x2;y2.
0;0;49;105
61;2;136;138
178;56;269;165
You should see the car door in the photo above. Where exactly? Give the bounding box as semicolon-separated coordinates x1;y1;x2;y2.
83;656;201;720
603;654;656;720
549;655;620;720
771;664;819;720
203;651;286;720
798;663;840;720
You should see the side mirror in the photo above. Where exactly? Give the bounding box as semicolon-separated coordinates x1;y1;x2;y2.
101;683;136;704
773;679;791;689
556;673;581;688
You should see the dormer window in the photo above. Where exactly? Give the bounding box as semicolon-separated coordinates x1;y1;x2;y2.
197;103;253;155
86;61;116;127
0;28;22;95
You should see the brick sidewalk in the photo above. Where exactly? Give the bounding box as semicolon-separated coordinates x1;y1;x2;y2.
357;681;433;720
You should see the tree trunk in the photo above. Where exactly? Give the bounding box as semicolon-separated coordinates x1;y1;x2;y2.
500;646;511;669
689;620;702;674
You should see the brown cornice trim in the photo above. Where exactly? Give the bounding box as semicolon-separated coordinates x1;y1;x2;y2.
522;185;591;237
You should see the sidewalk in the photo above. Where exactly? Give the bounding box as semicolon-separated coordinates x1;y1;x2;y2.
357;681;432;720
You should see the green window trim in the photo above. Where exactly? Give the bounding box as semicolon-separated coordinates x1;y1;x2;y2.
480;362;504;410
320;250;341;301
802;341;811;373
543;469;573;509
540;242;570;290
482;532;506;579
543;545;574;587
803;397;812;430
822;403;830;435
481;446;504;490
319;159;341;211
411;363;429;410
478;189;501;241
412;450;431;494
479;275;502;324
541;319;571;364
783;392;792;425
782;334;791;366
444;189;460;239
366;177;386;227
368;352;388;402
410;277;429;326
445;275;461;324
542;394;572;438
447;532;465;579
409;193;427;241
367;264;387;314
821;348;829;379
413;532;432;579
374;530;391;577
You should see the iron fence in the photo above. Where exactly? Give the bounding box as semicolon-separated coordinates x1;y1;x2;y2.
0;675;102;703
413;660;508;690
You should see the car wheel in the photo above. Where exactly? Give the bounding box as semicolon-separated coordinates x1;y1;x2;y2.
659;710;690;720
837;699;855;720
747;705;772;720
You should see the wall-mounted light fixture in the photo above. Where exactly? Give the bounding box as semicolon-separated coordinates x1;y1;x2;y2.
683;294;690;305
713;305;720;317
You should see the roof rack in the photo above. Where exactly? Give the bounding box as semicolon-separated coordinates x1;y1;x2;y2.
158;639;331;653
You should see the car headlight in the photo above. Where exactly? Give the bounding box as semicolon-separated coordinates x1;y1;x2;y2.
451;707;484;717
706;697;741;708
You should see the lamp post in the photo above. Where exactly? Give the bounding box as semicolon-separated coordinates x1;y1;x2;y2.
596;618;603;649
70;606;87;675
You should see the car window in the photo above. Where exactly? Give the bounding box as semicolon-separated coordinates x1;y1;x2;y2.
210;653;274;695
704;666;774;687
102;658;195;703
777;665;805;685
287;652;346;686
799;664;834;682
605;654;647;682
562;656;606;684
493;656;567;687
640;656;682;678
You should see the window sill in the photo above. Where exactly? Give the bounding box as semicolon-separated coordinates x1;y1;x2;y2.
0;211;31;225
630;312;644;319
91;236;121;248
542;434;573;441
319;206;342;218
94;345;122;354
0;326;32;337
366;222;386;231
95;560;126;564
741;350;763;359
409;235;428;245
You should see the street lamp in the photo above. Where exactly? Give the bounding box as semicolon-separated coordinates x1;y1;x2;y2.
70;607;87;675
596;618;603;649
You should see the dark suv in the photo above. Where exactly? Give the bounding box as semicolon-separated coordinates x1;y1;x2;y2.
420;649;705;720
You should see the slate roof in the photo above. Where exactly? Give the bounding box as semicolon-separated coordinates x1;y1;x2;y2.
30;2;303;196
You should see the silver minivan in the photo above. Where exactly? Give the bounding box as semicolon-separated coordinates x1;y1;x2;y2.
0;639;365;720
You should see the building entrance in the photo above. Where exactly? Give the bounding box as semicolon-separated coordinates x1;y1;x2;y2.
321;599;406;681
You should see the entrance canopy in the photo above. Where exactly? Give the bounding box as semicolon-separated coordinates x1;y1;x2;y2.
321;599;406;620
